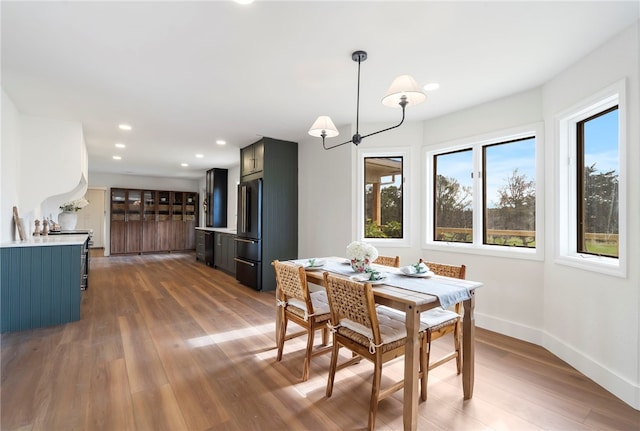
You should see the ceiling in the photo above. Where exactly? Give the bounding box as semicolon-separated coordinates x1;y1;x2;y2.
2;1;638;180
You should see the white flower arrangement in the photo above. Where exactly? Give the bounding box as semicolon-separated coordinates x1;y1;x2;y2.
346;241;379;262
60;198;89;212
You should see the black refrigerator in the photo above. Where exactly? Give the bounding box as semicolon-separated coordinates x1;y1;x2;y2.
235;178;263;290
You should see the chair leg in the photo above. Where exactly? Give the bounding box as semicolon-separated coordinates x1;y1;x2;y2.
454;320;462;375
420;334;427;402
276;312;288;361
321;323;329;346
423;331;432;402
302;323;315;381
326;337;340;397
368;355;383;431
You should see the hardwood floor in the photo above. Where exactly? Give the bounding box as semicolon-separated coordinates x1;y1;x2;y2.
2;253;639;430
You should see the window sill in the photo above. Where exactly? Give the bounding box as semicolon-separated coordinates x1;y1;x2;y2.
555;254;625;278
424;241;543;261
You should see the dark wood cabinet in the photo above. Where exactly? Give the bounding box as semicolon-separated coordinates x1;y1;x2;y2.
206;168;228;227
110;188;142;254
110;188;197;255
214;232;236;274
236;137;297;291
241;140;264;179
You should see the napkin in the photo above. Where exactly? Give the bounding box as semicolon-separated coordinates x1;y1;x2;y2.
352;271;384;282
400;262;429;275
304;258;325;267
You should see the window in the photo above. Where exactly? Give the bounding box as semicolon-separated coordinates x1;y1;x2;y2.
557;80;625;276
364;156;404;239
427;124;543;259
434;149;473;243
357;148;410;245
577;106;619;258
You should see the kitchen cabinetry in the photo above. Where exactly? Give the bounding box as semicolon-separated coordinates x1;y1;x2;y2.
214;232;236;275
110;188;142;254
195;229;214;266
206;168;228;228
1;235;89;333
241;140;264;179
236;137;297;291
110;188;197;255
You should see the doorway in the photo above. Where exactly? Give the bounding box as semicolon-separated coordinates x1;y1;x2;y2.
77;188;106;249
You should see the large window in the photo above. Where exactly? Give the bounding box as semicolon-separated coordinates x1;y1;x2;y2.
364;156;404;239
427;124;542;258
577;106;619;258
557;80;625;276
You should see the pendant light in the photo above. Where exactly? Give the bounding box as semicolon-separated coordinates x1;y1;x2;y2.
308;50;426;150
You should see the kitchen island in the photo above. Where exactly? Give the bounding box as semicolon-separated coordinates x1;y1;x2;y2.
0;234;89;332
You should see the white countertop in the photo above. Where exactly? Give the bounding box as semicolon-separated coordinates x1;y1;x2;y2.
195;227;237;234
1;234;89;248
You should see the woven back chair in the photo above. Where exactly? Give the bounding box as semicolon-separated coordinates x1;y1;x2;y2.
418;260;466;401
373;255;400;268
323;273;427;430
273;260;332;382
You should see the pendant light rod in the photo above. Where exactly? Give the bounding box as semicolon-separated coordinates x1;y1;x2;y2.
309;50;426;150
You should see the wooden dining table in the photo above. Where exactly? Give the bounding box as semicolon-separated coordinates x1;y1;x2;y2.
277;257;482;431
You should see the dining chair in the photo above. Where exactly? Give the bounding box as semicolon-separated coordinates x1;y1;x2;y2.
418;260;466;401
273;260;332;381
323;272;427;430
373;255;400;268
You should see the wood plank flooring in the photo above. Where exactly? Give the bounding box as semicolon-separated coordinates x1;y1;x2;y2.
2;252;639;430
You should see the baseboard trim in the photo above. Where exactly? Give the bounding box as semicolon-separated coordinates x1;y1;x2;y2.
475;312;640;410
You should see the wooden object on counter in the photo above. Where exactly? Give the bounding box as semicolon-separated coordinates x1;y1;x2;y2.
13;206;25;240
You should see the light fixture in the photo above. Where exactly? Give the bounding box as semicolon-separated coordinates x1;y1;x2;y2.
112;155;122;160
118;124;132;131
181;163;189;167
216;140;226;145
115;143;126;148
195;154;204;158
308;50;426;150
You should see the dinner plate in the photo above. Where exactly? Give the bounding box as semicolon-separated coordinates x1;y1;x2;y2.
350;275;387;285
401;271;434;278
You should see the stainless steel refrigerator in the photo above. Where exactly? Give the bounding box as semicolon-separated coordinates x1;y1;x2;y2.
234;178;263;290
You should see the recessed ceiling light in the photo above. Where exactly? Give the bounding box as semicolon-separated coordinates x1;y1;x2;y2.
113;155;122;160
216;140;226;145
423;82;440;91
115;143;126;148
181;163;189;167
234;0;254;4
195;154;204;158
118;124;132;131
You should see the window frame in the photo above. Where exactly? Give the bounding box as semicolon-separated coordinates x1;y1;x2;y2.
357;147;411;247
424;123;545;261
555;79;626;277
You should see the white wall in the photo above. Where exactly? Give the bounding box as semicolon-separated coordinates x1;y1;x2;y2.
298;21;640;408
1;92;88;240
1;90;22;242
541;21;639;408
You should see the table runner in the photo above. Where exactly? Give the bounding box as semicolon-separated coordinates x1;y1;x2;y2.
291;258;472;309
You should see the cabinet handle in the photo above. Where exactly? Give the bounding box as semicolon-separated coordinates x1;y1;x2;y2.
234;257;255;267
234;237;257;244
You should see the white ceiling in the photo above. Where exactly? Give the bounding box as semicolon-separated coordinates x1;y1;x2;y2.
2;1;638;180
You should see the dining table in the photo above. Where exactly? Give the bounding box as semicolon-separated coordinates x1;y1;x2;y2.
276;256;482;431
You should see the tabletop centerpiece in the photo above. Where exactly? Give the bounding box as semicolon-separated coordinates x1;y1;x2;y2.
346;241;379;273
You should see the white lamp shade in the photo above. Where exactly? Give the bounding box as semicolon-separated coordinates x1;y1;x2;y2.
381;75;427;108
308;116;339;138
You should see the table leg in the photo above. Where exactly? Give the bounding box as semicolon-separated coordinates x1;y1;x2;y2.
403;304;420;431
462;292;476;399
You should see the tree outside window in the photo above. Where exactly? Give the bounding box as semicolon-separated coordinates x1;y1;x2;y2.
364;157;403;239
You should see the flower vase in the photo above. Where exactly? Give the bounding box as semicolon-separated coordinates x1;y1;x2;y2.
58;211;77;231
350;258;371;273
